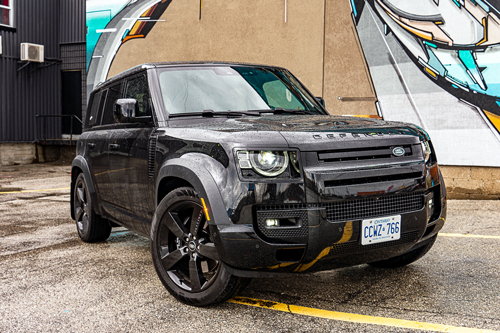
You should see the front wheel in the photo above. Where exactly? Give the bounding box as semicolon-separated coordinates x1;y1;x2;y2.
151;187;250;306
368;234;437;268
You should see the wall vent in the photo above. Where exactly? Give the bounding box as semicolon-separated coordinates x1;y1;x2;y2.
20;43;44;63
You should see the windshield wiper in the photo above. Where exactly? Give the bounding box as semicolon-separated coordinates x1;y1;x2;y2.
246;108;315;115
168;110;261;118
168;108;315;119
270;108;315;115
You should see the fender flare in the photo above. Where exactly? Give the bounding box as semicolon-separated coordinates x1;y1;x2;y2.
155;155;231;226
71;155;102;218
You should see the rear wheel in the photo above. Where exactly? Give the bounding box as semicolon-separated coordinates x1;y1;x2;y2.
73;173;111;242
151;187;250;306
368;234;437;268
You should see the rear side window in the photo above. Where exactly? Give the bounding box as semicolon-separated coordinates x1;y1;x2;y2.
124;75;151;117
87;90;107;127
101;83;122;125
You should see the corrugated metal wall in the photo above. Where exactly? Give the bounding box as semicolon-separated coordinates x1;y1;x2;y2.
60;0;85;43
0;0;86;142
0;0;61;142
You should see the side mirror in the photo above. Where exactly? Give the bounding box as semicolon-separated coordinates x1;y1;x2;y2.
113;98;152;123
315;96;325;108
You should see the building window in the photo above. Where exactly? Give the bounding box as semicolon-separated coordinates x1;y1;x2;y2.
0;0;13;28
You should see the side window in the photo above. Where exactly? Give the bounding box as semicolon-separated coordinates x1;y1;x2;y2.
124;75;151;117
101;83;122;125
87;90;104;127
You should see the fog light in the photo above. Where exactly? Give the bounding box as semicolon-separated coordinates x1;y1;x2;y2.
428;195;435;222
265;219;279;227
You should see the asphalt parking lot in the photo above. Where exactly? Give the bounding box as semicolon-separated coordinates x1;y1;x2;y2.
1;162;500;332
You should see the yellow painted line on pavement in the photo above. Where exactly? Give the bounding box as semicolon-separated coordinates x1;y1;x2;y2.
228;297;499;332
439;233;500;240
0;187;70;194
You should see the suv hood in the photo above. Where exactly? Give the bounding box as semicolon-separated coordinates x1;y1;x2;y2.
171;114;394;132
168;115;424;150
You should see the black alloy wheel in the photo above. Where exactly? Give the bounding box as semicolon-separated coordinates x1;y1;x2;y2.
159;198;219;292
73;173;111;242
151;187;250;306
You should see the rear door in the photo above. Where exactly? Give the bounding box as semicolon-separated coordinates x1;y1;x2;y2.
85;89;111;202
92;83;123;205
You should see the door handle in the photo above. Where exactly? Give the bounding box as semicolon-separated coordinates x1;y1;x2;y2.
87;143;96;149
109;143;120;150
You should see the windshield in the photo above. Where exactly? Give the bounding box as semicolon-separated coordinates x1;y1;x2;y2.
157;66;324;116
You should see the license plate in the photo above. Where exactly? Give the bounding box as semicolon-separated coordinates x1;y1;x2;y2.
361;215;401;245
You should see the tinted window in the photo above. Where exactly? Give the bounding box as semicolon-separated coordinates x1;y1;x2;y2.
124;75;151;117
101;84;122;125
88;91;102;126
262;80;304;110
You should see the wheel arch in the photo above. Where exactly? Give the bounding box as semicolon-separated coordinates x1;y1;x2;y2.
156;155;230;227
157;176;193;206
71;155;101;219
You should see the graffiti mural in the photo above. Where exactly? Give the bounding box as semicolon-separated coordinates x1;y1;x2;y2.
86;0;171;95
350;0;500;166
86;0;500;166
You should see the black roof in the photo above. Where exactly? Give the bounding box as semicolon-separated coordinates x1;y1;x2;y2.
96;61;287;89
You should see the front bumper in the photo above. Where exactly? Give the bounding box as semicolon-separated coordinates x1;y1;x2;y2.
213;167;446;278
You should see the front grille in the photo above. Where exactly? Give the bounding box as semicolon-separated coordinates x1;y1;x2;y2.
324;192;424;222
324;171;422;187
328;231;420;257
318;144;414;163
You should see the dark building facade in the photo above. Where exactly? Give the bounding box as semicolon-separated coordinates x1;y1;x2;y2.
0;0;85;143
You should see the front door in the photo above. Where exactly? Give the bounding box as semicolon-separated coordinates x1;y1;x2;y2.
106;74;156;233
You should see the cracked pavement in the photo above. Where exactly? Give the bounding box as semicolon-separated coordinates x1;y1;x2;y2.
1;162;500;332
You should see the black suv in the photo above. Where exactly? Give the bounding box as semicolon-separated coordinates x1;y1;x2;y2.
71;62;446;306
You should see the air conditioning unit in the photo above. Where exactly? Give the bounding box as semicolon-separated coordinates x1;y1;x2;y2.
20;43;44;63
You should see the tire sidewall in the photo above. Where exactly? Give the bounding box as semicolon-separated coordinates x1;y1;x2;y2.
74;173;92;242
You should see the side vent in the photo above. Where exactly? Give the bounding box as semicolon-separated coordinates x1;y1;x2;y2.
148;135;158;180
20;43;44;63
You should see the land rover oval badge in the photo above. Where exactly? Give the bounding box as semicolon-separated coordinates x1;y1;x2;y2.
393;147;405;157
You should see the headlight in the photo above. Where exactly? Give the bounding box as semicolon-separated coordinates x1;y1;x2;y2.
421;141;431;163
250;151;289;177
237;150;290;177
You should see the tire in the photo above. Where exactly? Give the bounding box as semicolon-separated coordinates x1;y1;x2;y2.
73;173;111;242
368;234;437;268
151;187;250;307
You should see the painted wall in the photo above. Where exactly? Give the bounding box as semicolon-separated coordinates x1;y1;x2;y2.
349;0;500;166
86;0;325;100
86;0;500;166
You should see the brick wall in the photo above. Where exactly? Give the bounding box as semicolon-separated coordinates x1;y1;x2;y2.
440;166;500;200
